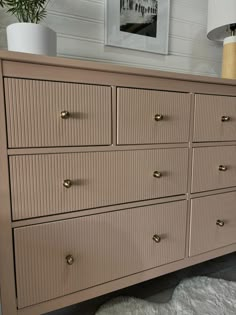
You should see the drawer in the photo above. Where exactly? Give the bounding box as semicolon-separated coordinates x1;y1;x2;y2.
10;149;188;220
191;146;236;193
4;78;112;148
14;201;187;308
189;192;236;256
117;88;191;144
193;94;236;142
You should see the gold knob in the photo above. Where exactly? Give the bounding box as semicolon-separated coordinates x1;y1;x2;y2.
219;165;227;172
153;171;162;178
60;111;70;119
221;116;230;122
153;234;161;243
63;179;72;188
66;255;74;265
216;220;225;227
154;114;164;121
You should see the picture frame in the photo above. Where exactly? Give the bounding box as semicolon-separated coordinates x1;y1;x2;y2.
105;0;170;55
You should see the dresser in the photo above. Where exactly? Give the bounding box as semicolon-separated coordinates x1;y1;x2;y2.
0;51;236;315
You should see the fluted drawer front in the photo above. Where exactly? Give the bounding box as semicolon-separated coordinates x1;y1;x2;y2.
117;88;191;144
193;94;236;142
191;146;236;193
10;149;188;220
4;78;112;148
14;201;187;308
189;192;236;256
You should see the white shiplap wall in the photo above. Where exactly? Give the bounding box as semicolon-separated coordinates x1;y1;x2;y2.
0;1;223;77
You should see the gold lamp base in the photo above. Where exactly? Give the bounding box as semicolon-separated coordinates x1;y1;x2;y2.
222;36;236;79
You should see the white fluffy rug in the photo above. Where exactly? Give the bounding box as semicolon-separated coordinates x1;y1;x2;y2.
96;277;236;315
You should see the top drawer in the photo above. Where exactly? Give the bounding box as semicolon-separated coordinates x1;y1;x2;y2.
193;94;236;142
117;88;191;145
4;79;112;148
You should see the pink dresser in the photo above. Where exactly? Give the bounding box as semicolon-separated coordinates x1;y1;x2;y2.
0;50;236;315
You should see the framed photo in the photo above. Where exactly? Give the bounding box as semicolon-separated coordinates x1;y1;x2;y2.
105;0;170;55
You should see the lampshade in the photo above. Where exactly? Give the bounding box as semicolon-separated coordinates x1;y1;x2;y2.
207;0;236;41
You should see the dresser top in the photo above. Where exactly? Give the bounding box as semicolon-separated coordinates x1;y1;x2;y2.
0;49;236;87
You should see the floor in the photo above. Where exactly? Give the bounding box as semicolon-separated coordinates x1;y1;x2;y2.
0;253;235;315
46;252;236;315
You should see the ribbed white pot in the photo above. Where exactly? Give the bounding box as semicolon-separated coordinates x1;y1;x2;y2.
7;23;57;56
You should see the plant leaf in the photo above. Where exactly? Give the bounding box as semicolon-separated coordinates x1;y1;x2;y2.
2;0;50;23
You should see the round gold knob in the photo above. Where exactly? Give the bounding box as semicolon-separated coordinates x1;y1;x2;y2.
219;165;227;172
153;171;162;178
216;220;225;227
66;255;74;265
63;179;72;188
60;111;70;119
154;114;164;122
153;234;161;243
221;116;230;122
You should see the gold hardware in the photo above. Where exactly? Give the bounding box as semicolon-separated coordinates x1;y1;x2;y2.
66;255;74;265
219;165;227;172
154;114;164;121
60;111;70;119
153;171;162;178
63;179;72;188
221;116;230;122
216;220;225;227
153;234;161;243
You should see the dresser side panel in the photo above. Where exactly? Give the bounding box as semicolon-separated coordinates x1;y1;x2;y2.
0;60;17;314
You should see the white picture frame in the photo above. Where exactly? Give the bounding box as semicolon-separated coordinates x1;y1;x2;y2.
105;0;170;55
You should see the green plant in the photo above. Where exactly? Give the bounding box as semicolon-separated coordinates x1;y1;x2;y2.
0;0;51;23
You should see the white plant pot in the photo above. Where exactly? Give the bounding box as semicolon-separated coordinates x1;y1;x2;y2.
7;23;57;56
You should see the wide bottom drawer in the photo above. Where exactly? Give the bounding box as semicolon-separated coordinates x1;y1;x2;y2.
189;191;236;257
14;201;187;308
